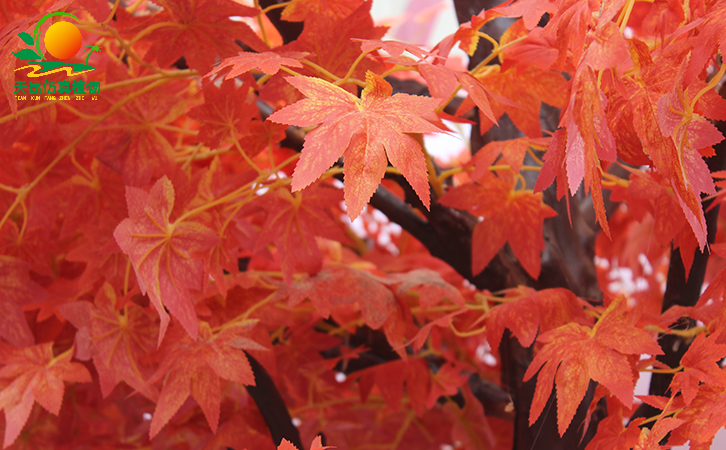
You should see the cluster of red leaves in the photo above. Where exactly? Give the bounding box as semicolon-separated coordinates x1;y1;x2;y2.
0;0;726;449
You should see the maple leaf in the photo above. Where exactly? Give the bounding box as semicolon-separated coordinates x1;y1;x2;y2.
634;417;685;450
496;0;556;30
452;13;500;56
469;137;546;179
684;1;726;84
560;65;617;236
472;65;568;138
498;19;559;72
147;321;258;437
418;62;459;103
585;408;643;450
447;384;497;450
207;51;309;80
534;128;569;199
187;79;258;149
278;436;332;450
387;268;465;310
356;359;437;414
113;176;219;346
279;265;395;329
58;282;159;400
268;72;443;220
0;256;45;348
0;342;91;448
582;21;629;71
280;0;366;22
615;170;686;248
277;0;386;84
485;287;586;350
73;63;190;187
455;72;499;126
251;184;347;284
524;296;663;436
669;331;726;405
124;0;268;73
438;172;557;278
56;159;126;240
658;77;724;165
354;39;434;61
623;42;714;249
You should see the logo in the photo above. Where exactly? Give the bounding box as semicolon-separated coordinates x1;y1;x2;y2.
12;12;103;101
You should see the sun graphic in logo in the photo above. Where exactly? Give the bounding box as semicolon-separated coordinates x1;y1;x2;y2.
12;11;102;77
44;21;82;60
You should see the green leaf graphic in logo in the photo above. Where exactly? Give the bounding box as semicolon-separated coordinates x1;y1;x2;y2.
12;48;42;60
18;32;34;45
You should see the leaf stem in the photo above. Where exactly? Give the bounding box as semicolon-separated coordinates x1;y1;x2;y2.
690;58;725;111
336;49;375;86
449;320;486;337
260;1;291;15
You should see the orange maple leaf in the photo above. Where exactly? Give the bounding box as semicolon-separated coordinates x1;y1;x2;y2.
473;65;567;138
0;342;91;448
113;176;220;346
268;72;443;220
278;436;333;450
438;172;557;278
561;65;617;237
670;331;726;405
485;287;587;350
524;296;663;436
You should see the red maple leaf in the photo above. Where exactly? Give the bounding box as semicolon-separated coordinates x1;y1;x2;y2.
122;0;268;73
277;0;386;84
59;282;159;400
354;39;435;61
278;265;395;329
439;172;557;278
496;0;556;30
524;296;663;436
187;79;259;149
684;1;726;84
147;321;258;437
0;256;45;348
280;0;367;22
207;51;308;80
469;137;549;179
268;72;443;220
73;63;190;187
113;176;219;345
0;342;91;448
251;184;346;284
386;268;465;310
